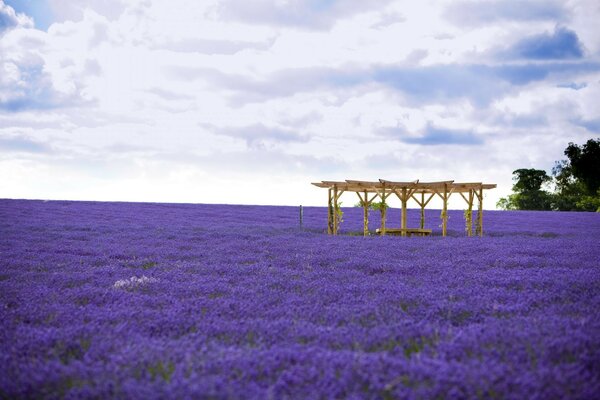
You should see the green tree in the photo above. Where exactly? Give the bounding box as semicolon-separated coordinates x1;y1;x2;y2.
552;160;587;210
496;168;553;210
498;138;600;212
496;196;517;210
553;138;600;211
564;138;600;195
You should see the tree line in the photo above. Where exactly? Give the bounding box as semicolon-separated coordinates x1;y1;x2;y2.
497;138;600;212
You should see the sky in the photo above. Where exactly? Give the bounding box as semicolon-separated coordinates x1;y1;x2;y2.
1;0;599;209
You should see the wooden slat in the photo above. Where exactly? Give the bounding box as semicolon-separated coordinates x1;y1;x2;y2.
458;192;470;204
345;180;382;186
423;193;435;207
379;179;419;189
413;180;454;189
315;180;496;190
376;228;432;233
451;182;482;191
375;228;432;237
325;183;380;192
453;182;482;186
376;188;392;200
411;193;423;207
356;191;365;204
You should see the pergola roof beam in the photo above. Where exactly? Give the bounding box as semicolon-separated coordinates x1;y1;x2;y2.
314;180;496;192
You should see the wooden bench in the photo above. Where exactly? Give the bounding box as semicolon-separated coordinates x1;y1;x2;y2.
375;228;432;237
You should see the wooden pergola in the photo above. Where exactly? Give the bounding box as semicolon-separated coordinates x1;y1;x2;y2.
312;179;496;237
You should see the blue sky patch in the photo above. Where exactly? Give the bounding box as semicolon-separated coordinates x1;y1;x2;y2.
4;0;53;30
505;27;584;60
572;118;600;133
445;0;566;26
402;125;484;146
379;124;484;146
557;82;587;90
0;136;50;153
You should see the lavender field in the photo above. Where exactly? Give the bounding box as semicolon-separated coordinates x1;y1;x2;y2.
1;199;599;399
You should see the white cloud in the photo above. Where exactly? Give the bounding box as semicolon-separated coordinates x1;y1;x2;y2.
0;1;33;33
216;0;393;30
444;0;568;26
0;0;599;209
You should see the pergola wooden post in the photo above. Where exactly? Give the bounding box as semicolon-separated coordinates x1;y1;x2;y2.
467;189;474;237
356;190;369;237
458;188;475;237
377;183;390;236
433;183;452;237
401;188;408;237
363;190;369;237
442;184;448;237
327;188;333;235
393;183;417;237
333;185;338;235
360;191;379;237
412;191;435;230
420;192;425;229
476;186;484;236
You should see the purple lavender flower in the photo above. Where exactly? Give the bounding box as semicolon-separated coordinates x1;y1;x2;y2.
1;200;599;399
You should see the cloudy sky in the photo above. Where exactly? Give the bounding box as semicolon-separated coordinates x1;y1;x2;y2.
1;0;599;209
